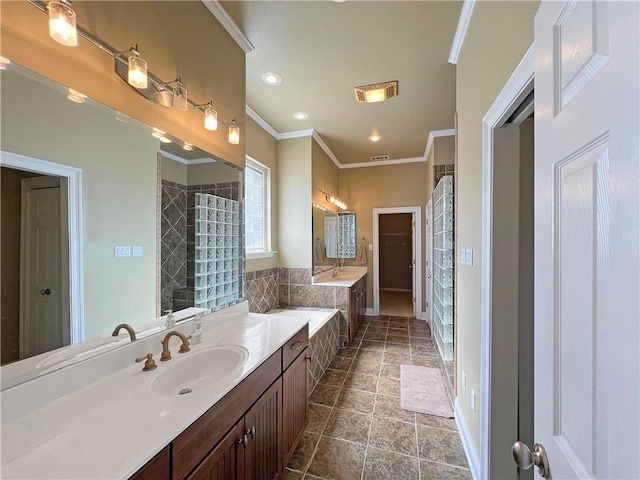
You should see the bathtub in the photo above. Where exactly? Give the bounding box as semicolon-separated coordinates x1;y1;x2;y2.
266;307;341;391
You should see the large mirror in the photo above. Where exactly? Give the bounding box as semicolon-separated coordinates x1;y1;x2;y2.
312;204;337;274
0;62;244;388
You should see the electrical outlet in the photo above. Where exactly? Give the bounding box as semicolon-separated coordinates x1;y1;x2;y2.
368;244;373;251
471;389;476;412
132;246;143;257
462;371;467;391
114;246;131;258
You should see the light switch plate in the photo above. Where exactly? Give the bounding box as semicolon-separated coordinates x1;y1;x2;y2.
466;248;473;266
132;246;143;257
460;248;467;266
114;246;131;257
368;244;373;251
471;389;476;412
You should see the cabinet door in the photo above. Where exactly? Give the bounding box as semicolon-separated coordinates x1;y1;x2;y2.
243;379;282;480
187;421;244;480
348;286;358;344
129;446;170;480
282;347;311;465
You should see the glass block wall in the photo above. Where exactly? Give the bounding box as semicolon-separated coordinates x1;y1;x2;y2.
433;175;454;361
337;212;356;258
194;193;240;311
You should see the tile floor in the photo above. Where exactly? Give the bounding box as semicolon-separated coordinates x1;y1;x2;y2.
284;315;471;480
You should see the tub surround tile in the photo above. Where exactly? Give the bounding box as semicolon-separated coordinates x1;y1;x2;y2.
290;268;312;285
246;268;279;313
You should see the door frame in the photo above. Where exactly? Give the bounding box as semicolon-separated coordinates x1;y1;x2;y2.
1;150;84;343
476;45;535;479
372;206;422;319
425;199;434;330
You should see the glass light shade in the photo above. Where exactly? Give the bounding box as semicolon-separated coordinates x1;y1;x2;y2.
204;107;218;131
128;56;148;89
0;56;11;70
49;1;77;47
173;86;188;111
364;88;385;103
228;125;240;145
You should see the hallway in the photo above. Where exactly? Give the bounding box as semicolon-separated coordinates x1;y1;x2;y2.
284;315;470;479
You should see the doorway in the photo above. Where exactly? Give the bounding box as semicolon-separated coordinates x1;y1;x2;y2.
372;206;422;319
478;47;535;479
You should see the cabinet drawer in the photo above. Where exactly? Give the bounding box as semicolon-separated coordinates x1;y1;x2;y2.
282;325;309;371
172;350;281;479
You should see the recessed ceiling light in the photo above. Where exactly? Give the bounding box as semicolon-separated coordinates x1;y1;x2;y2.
369;134;381;142
261;72;282;85
293;112;308;121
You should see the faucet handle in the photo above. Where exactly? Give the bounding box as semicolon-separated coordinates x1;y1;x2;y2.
135;353;157;371
179;335;192;353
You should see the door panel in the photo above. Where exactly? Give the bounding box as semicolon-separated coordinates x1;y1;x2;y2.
534;1;639;478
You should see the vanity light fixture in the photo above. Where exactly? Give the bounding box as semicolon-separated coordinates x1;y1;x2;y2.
228;118;240;144
126;45;148;89
172;81;188;112
48;0;77;47
67;88;87;103
0;56;11;70
198;101;218;131
320;190;347;210
261;72;282;85
369;134;381;142
293;112;308;121
182;142;193;151
152;127;171;143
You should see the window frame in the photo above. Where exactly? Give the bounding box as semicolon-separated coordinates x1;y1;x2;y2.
244;156;274;259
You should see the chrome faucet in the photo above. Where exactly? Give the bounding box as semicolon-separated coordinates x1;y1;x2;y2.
112;323;136;342
160;330;191;361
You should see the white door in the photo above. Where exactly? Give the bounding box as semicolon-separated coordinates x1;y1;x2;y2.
530;1;639;478
426;200;433;329
20;177;68;358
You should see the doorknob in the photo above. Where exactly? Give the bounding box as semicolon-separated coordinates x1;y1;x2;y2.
512;441;550;478
427;274;431;278
40;288;51;296
409;265;413;269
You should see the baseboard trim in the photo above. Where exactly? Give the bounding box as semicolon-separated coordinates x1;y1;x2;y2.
365;308;375;316
454;399;481;480
379;288;412;292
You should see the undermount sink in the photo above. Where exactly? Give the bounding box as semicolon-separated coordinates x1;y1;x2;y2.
149;345;249;396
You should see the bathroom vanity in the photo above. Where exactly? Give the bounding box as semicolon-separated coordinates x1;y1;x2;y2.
0;304;310;480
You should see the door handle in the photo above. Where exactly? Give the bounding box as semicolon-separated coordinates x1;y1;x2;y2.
512;441;550;478
427;274;431;278
40;288;51;296
409;265;413;269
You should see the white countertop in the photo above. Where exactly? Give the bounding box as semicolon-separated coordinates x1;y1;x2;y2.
311;266;367;287
0;305;308;479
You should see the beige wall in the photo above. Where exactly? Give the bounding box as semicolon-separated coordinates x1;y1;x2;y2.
434;136;455;166
1;70;159;339
339;163;427;308
246;117;279;272
277;137;312;268
312;140;340;208
0;1;245;168
454;0;539;457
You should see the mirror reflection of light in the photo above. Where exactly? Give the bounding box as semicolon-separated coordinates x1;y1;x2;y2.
0;56;10;70
67;88;86;104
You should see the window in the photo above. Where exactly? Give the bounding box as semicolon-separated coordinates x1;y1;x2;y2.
244;157;270;255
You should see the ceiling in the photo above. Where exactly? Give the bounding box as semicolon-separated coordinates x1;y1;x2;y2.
220;1;462;167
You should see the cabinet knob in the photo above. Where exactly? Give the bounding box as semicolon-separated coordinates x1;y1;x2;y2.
246;425;256;440
238;434;248;446
290;340;304;351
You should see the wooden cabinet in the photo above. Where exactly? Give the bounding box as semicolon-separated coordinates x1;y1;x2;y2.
348;275;367;345
131;325;309;480
282;346;310;465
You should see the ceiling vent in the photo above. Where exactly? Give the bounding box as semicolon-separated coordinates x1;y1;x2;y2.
354;80;399;103
370;155;390;162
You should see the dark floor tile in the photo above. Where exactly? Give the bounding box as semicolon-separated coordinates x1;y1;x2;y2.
356;349;384;363
363;330;386;342
387;334;410;344
282;468;305;480
419;460;472;480
377;376;401;397
328;355;352;371
363;447;419;480
417;425;470;469
380;363;401;379
310;384;340;407
414;412;458;432
288;431;320;472
360;339;386;351
337;347;358;359
307;403;332;434
374;394;415;423
318;369;348;387
335;388;376;414
350;358;382;376
307;436;366;480
388;325;409;333
369;416;417;456
410;344;436;356
323;407;371;444
343;372;379;393
382;352;411;366
411;355;441;368
385;343;411;355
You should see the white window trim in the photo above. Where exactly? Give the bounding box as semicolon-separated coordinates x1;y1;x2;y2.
245;156;275;258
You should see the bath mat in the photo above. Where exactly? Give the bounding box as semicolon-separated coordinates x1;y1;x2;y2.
400;364;454;418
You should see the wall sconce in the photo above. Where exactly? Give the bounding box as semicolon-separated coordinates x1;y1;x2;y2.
204;103;218;131
126;45;147;89
228;118;240;144
48;0;77;47
172;83;188;112
320;190;347;210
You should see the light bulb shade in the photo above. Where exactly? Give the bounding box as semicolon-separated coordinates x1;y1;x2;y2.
228;125;240;145
204;107;218;131
173;86;188;111
49;1;77;47
128;56;148;89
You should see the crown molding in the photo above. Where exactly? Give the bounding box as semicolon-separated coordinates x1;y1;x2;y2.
246;105;279;139
341;157;425;169
202;0;255;53
311;131;342;169
280;129;315;140
448;0;476;65
424;128;456;159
